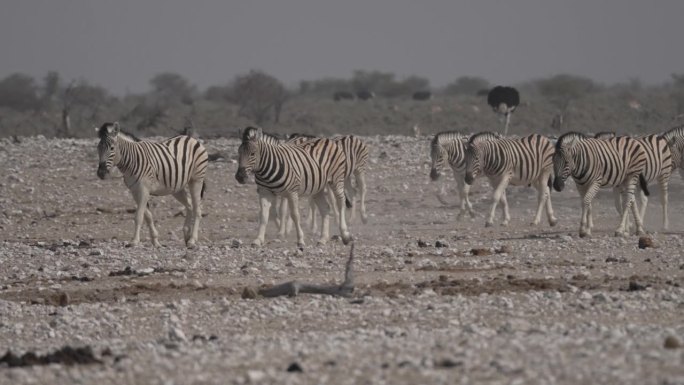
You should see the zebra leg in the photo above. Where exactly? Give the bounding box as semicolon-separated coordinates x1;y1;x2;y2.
186;180;203;248
486;175;510;227
543;178;558;226
660;178;669;230
308;198;318;233
615;179;642;237
271;195;282;230
500;190;511;226
579;184;599;238
333;181;352;244
277;197;289;239
345;178;358;223
638;188;648;231
531;179;547;226
172;190;193;243
129;185;150;247
144;207;161;247
286;193;306;248
356;170;368;224
313;191;331;245
253;189;275;247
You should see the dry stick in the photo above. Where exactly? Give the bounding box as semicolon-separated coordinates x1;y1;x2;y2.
257;243;356;298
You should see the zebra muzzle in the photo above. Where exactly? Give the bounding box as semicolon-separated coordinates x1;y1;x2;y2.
235;168;248;184
464;173;475;185
552;177;565;192
97;163;109;180
429;168;441;181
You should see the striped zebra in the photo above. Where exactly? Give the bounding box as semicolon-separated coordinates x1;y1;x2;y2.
661;125;684;179
429;131;476;218
95;122;208;248
280;133;369;226
594;132;673;230
553;132;649;237
464;132;557;227
235;126;352;247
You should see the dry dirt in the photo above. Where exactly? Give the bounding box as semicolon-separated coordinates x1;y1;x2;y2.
0;135;683;385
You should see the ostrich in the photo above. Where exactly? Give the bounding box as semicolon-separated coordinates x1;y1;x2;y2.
487;86;520;136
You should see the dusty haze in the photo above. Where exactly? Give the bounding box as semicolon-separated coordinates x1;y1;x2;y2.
1;0;683;94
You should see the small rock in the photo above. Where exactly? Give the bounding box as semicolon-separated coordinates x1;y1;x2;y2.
605;256;618;263
495;245;513;254
638;236;655;249
231;239;242;249
89;249;103;256
471;248;492;256
435;358;462;368
242;287;258;299
417;239;429;248
247;370;266;382
664;336;681;349
169;327;187;342
628;281;647;291
57;292;70;307
435;240;449;248
286;362;303;372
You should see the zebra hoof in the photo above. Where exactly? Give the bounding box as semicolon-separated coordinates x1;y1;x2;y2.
579;231;590;238
341;234;353;245
126;240;141;248
361;215;368;224
251;239;263;247
186;239;197;249
549;218;558;227
152;240;162;248
484;222;493;228
614;231;627;238
298;242;307;250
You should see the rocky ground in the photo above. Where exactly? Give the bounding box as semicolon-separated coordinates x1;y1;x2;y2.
0;135;683;385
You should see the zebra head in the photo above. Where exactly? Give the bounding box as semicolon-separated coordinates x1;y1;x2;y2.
552;132;585;192
662;128;684;169
235;126;263;184
464;131;500;185
96;122;122;179
429;136;448;181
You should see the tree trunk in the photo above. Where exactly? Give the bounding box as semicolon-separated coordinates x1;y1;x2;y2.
61;108;71;138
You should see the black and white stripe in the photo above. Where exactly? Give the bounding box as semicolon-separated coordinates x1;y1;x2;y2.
429;131;475;218
595;132;673;229
553;132;649;237
464;132;557;227
96;122;208;248
235;126;352;247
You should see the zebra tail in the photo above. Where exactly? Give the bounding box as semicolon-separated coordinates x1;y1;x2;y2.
201;181;207;199
547;175;553;190
345;196;353;209
639;174;650;197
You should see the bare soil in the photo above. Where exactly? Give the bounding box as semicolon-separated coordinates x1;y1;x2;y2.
0;135;683;384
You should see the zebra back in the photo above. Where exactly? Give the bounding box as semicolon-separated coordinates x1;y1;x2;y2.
555;132;647;188
468;133;554;183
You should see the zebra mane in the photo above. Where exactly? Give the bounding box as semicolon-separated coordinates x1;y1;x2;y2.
288;133;318;139
555;131;587;150
242;126;264;142
661;124;684;143
594;131;616;139
468;131;501;145
97;122;141;142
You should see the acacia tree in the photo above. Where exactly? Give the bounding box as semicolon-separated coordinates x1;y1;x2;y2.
0;73;40;111
231;70;288;125
537;74;600;128
59;80;108;137
444;76;490;96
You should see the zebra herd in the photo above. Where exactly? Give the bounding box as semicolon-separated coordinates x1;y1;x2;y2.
432;126;682;238
95;120;684;248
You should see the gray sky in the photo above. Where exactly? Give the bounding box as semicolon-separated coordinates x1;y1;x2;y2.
1;0;683;95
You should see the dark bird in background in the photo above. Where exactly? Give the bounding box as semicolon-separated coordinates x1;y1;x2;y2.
487;86;520;136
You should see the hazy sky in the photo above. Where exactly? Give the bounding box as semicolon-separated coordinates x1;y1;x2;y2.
1;0;683;95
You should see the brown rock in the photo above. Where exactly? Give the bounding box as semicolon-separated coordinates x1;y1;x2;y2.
471;248;493;256
638;236;655;249
57;292;70;307
241;287;258;299
495;245;513;254
664;336;681;349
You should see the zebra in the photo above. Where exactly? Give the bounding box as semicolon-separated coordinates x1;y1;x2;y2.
95;122;208;248
235;126;352;247
552;132;649;237
594;132;673;230
661;125;684;179
279;133;369;228
465;132;557;228
429;131;476;218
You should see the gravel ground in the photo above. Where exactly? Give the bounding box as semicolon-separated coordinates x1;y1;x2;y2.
0;135;683;385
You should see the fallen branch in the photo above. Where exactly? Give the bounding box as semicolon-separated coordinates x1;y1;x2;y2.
248;243;356;298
